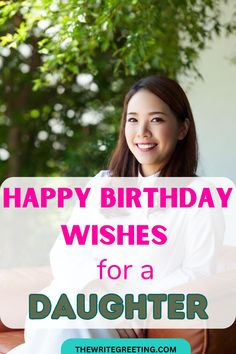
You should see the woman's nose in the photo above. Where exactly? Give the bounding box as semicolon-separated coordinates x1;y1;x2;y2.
137;123;151;138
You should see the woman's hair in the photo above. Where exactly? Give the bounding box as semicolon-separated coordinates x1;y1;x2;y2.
108;75;198;177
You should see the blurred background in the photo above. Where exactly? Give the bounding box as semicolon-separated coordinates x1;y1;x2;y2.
0;0;235;182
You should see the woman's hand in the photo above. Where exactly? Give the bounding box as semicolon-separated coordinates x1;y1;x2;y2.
116;328;145;338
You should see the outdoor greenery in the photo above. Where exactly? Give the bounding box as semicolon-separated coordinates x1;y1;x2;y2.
0;0;234;180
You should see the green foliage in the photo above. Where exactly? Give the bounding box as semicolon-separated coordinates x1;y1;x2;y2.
1;0;233;86
0;0;234;180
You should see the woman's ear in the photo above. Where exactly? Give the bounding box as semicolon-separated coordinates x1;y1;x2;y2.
178;118;190;140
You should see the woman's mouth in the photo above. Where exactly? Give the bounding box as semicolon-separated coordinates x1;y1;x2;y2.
136;143;157;152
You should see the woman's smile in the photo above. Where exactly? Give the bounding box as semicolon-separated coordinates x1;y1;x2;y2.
135;143;158;152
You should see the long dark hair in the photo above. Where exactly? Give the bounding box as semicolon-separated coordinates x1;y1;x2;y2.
108;75;198;177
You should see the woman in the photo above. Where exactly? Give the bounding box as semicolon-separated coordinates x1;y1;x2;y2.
8;76;223;354
108;75;197;178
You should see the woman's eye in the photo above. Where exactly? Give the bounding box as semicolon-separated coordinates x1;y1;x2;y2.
127;117;137;122
151;117;164;122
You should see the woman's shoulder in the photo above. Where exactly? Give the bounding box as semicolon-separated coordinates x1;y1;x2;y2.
94;170;110;177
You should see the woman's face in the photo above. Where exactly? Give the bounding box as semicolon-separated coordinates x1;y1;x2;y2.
125;89;186;176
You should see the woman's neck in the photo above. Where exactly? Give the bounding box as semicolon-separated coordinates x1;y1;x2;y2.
139;165;160;177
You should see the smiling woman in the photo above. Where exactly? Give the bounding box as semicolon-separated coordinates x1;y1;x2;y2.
125;90;189;176
109;76;198;177
6;77;222;354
